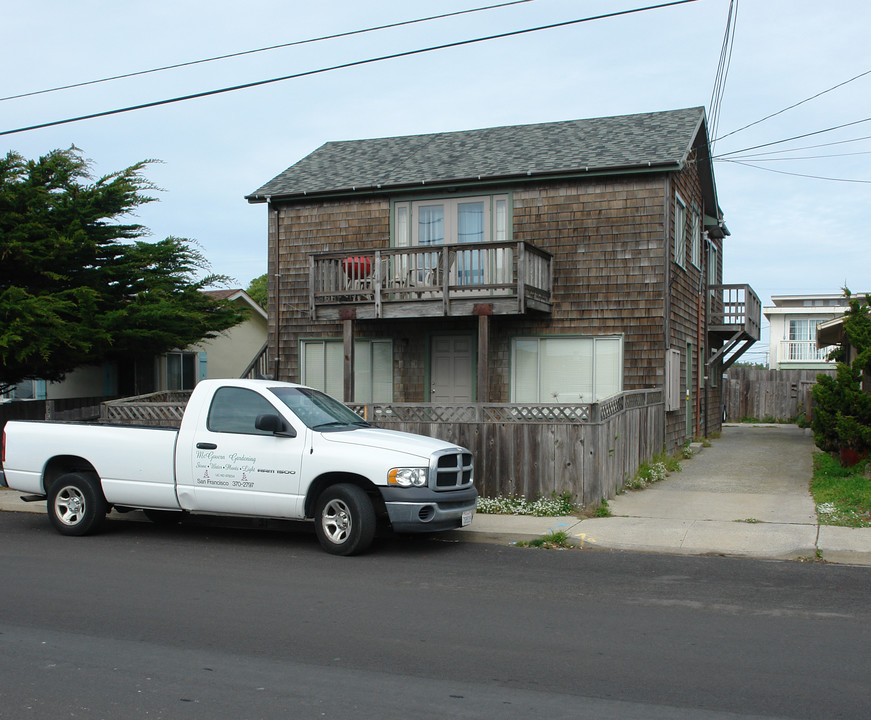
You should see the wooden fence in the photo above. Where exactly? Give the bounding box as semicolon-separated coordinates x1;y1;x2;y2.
101;388;664;506
101;390;193;426
0;396;110;433
723;367;834;422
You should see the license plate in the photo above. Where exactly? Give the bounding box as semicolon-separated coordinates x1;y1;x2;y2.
461;510;473;527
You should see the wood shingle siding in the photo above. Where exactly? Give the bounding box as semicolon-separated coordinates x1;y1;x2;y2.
250;107;758;501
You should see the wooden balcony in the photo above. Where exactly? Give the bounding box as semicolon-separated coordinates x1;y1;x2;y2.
309;241;552;321
708;284;761;370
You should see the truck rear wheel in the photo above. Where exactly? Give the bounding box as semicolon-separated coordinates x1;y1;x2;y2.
47;473;108;536
314;484;376;556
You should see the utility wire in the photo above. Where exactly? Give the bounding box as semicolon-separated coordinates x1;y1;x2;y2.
718;133;871;159
0;0;698;137
722;149;871;162
716;158;871;184
713;115;871;158
714;68;871;143
0;0;534;103
708;0;738;147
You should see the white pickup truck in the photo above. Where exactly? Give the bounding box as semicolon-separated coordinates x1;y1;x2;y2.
1;379;476;555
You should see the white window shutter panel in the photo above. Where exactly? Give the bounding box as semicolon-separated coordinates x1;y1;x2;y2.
666;348;681;412
198;351;208;382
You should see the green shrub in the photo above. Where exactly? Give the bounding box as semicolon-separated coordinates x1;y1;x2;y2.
811;290;871;457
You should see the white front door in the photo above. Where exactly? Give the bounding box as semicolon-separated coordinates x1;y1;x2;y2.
430;335;475;403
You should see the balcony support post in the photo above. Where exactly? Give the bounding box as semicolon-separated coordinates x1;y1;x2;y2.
475;305;492;403
342;313;356;403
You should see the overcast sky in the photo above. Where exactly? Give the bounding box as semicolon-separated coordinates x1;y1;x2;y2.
4;0;869;363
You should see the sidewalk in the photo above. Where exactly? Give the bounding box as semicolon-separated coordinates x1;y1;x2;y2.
450;424;871;566
3;425;871;564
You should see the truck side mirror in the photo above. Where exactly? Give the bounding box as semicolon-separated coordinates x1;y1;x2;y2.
255;414;297;438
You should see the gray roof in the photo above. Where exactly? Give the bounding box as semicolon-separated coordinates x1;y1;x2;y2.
247;107;708;202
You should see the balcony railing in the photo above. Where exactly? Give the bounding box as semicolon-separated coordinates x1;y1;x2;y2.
779;340;836;363
709;284;761;341
310;241;552;320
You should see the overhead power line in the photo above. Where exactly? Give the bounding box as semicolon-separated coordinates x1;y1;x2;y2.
718;132;871;159
713;115;871;158
714;68;871;143
0;0;698;137
708;0;738;147
0;0;534;103
715;159;871;184
722;149;871;162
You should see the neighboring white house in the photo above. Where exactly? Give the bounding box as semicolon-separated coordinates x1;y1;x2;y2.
3;289;267;400
156;289;268;391
763;292;854;370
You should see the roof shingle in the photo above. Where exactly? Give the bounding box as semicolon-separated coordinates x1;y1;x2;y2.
247;107;707;201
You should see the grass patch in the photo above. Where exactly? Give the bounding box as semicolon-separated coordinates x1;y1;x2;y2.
810;453;871;528
476;492;579;517
593;499;611;518
738;415;802;425
516;530;573;549
623;450;683;490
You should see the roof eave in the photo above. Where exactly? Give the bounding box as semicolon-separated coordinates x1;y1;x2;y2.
246;161;683;204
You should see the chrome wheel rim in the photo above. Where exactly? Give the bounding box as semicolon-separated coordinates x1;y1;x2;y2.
321;498;352;544
55;486;86;526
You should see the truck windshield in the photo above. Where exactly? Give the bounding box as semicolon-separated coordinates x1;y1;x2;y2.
269;387;370;431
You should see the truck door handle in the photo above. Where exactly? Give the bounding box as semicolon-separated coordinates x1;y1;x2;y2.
196;442;218;450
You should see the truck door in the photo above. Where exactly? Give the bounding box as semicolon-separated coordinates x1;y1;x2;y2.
176;386;305;518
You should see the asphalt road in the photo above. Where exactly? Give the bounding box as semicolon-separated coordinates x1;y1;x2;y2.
1;511;869;720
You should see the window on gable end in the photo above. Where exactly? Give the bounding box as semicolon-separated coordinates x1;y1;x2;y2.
690;209;701;268
674;194;687;269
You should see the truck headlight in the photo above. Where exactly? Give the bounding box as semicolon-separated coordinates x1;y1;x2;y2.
387;467;428;487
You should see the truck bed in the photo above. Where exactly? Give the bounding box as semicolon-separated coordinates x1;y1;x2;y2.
2;421;180;509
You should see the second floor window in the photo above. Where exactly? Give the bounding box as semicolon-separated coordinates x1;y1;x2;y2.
394;195;510;248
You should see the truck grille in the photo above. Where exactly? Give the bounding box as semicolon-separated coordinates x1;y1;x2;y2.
432;449;474;490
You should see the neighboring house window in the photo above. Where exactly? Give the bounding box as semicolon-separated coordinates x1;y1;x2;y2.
674;194;687;268
166;352;198;390
690;210;701;268
511;336;622;403
1;379;46;400
301;339;393;402
787;318;827;361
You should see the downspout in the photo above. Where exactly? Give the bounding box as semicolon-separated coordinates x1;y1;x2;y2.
663;177;672;353
703;233;710;438
269;197;281;381
696;275;703;438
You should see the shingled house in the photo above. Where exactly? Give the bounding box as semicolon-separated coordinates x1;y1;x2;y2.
246;107;759;503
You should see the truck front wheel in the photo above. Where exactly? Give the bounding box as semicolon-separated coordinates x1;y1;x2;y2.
314;484;376;556
47;473;108;536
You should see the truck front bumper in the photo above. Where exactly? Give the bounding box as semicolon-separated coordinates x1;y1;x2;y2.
379;485;477;533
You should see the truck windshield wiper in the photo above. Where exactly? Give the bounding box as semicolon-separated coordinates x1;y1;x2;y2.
312;421;356;431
